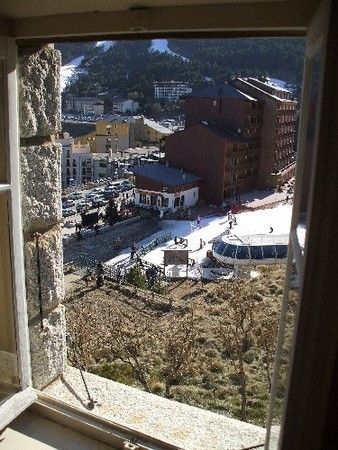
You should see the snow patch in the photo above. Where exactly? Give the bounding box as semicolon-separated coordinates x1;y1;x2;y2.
270;77;287;88
60;55;84;92
149;39;190;62
96;41;115;50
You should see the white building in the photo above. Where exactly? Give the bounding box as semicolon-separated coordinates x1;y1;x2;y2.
133;163;200;212
113;98;139;114
154;81;193;102
64;96;105;116
58;133;93;187
92;154;116;181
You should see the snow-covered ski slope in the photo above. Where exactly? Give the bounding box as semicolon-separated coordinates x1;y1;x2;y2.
106;204;305;279
149;39;189;62
60;55;84;92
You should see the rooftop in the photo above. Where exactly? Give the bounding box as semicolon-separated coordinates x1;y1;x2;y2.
250;77;291;93
154;80;192;85
143;117;173;135
235;78;296;103
225;233;290;246
199;120;249;141
188;83;257;101
133;163;200;187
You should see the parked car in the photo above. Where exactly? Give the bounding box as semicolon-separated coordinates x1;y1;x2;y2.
121;183;133;192
69;191;83;199
104;190;119;199
62;207;76;217
93;187;104;194
92;195;107;207
76;201;91;212
86;192;97;200
64;199;75;208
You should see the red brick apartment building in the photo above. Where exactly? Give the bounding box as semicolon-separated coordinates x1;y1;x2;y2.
165;80;297;205
233;77;298;187
166;84;261;204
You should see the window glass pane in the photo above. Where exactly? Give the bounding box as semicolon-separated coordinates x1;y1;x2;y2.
0;192;19;403
223;244;237;258
294;50;322;249
236;245;250;259
276;245;288;259
249;245;263;259
214;241;226;255
265;248;300;448
0;60;8;183
262;245;277;259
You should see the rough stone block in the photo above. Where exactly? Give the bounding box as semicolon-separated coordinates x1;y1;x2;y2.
19;46;61;138
30;304;66;390
24;225;64;320
21;143;61;232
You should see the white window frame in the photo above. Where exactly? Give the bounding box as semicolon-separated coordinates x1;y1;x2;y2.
0;37;36;430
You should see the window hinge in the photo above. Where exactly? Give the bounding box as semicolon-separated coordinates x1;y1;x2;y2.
123;440;140;450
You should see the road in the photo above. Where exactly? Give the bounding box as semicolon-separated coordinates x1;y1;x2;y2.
63;216;160;270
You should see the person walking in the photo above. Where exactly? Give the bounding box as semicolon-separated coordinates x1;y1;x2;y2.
115;235;122;251
197;215;201;229
96;261;105;288
83;268;92;287
131;242;137;259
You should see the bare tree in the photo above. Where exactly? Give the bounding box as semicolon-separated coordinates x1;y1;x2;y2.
218;281;256;420
160;307;200;397
107;309;161;392
255;303;279;392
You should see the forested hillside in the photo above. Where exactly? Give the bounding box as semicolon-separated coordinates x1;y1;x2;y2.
169;38;305;85
58;38;304;114
56;42;96;65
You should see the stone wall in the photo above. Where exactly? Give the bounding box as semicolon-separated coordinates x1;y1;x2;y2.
19;45;66;389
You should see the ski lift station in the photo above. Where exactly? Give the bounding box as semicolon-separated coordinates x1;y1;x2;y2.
212;234;289;266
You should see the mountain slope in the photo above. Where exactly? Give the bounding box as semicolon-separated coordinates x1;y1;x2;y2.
59;38;305;112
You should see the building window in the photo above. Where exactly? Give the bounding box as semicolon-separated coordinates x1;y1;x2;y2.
150;194;157;206
140;193;146;204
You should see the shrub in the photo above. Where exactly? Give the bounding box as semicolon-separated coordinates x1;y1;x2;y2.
243;349;257;364
153;281;168;295
216;386;232;400
125;266;147;289
171;385;208;406
92;361;134;385
253;292;264;302
151;381;165;394
229;372;244;386
209;359;225;373
204;348;220;358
